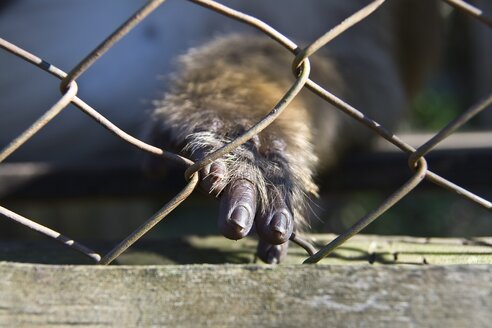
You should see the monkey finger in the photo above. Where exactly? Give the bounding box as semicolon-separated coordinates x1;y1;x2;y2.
256;199;294;245
256;239;289;264
200;160;227;197
218;179;257;240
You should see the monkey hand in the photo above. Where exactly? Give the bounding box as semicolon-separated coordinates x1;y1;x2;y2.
190;132;309;264
146;35;318;264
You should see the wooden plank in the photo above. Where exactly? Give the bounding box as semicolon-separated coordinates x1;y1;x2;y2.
1;235;492;326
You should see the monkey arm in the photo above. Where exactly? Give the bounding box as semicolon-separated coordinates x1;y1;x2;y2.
146;35;321;263
145;1;437;263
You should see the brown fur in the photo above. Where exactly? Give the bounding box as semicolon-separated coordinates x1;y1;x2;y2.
145;0;441;260
149;35;318;226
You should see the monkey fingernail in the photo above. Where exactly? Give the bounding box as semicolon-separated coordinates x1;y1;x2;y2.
229;206;251;234
219;180;257;240
258;210;293;245
270;213;288;235
219;205;253;239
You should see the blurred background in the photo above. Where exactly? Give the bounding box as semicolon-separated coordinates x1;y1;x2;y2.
0;0;491;243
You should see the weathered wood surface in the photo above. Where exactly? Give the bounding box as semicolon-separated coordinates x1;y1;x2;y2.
1;235;492;327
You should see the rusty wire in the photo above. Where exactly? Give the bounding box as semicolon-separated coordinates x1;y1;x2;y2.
291;0;386;72
59;0;167;92
442;0;492;27
0;205;101;262
0;0;491;265
304;158;428;263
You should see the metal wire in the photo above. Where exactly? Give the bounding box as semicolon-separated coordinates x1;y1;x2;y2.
59;0;167;92
0;0;491;264
0;206;101;262
304;158;428;263
442;0;492;27
99;171;199;265
291;0;386;72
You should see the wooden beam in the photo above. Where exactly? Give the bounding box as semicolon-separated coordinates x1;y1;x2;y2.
1;235;491;327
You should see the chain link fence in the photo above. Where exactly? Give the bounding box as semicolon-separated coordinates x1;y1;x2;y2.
0;0;491;264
